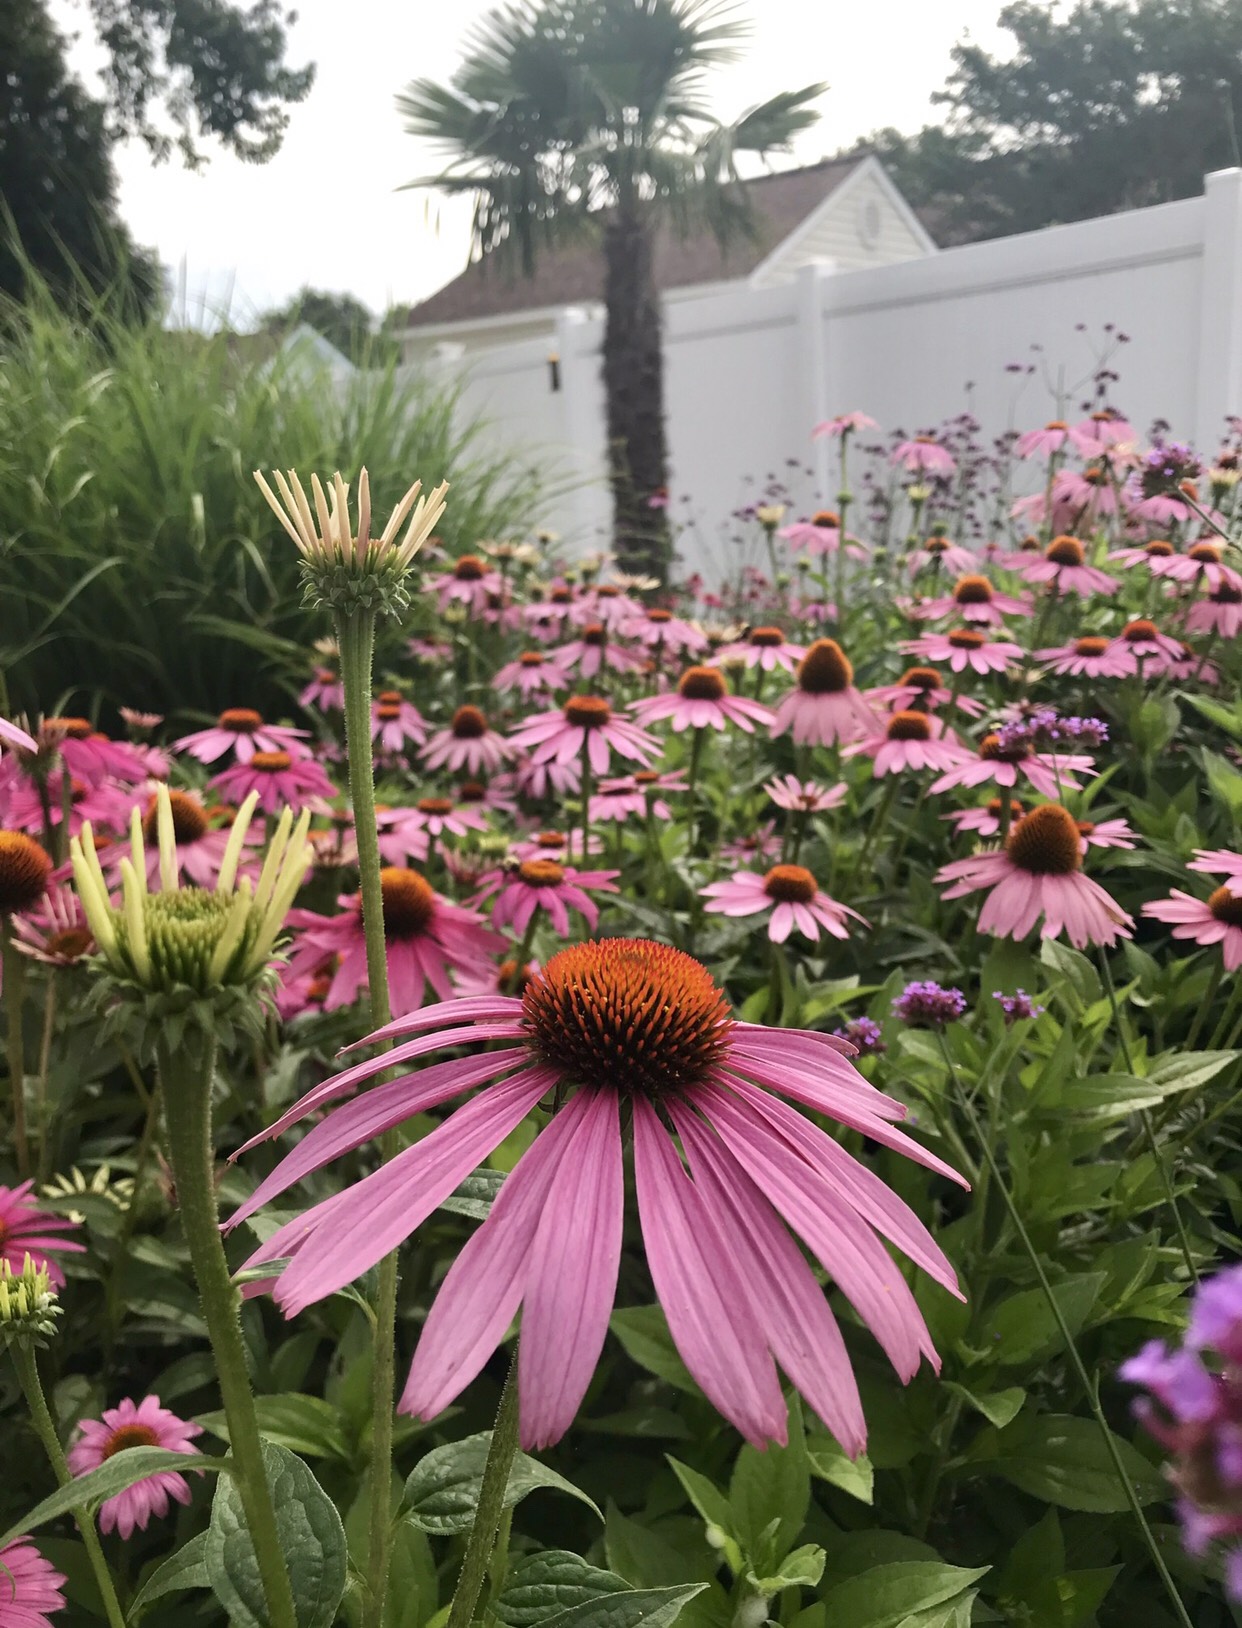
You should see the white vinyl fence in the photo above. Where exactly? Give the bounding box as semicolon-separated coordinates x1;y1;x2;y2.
418;168;1242;579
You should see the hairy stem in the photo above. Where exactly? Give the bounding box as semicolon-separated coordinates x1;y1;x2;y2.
3;919;30;1179
446;1365;521;1628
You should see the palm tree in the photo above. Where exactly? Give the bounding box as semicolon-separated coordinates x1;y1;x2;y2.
398;0;823;579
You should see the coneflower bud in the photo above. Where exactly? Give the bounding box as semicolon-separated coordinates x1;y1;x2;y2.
254;465;449;617
0;1255;61;1349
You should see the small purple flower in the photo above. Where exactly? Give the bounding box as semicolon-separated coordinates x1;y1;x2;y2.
993;989;1045;1024
834;1015;886;1055
893;981;967;1029
1190;1264;1242;1366
1141;441;1201;498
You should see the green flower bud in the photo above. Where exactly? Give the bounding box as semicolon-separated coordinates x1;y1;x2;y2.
0;1255;61;1349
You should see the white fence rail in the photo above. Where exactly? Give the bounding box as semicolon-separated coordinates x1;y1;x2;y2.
418;168;1242;578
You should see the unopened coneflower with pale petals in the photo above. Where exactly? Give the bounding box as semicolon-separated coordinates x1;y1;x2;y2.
228;937;964;1452
935;802;1133;948
769;639;877;747
632;666;774;733
703;864;866;944
68;1395;202;1539
255;466;447;615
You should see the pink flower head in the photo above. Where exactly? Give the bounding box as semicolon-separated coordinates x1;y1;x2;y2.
0;1540;65;1627
376;799;488;864
764;776;847;814
229;937;964;1451
1188;849;1242;894
721;821;782;866
285;868;503;1016
1014;419;1073;459
475;859;619;936
509;696;658;776
844;711;966;777
408;635;453;663
778;511;864;559
622;608;706;656
901;628;1023;676
510;752;582;799
1147;539;1242;594
929;729;1092;799
0;1181;83;1286
770;640;878;747
588;773;682;824
715;626;807;673
1068;409;1136;457
11;882;95;966
1143;885;1242;969
1106;619;1186;669
1008;535;1118;597
426;553;503;614
1038;634;1134;679
936;803;1133;948
494;650;571;697
68;1396;202;1538
38;720;147;788
570;585;641;632
1109;538;1179;571
866;665;985;718
371;691;427;752
421;707;515;778
893;435;956;476
174;708;309;766
813;411;878;438
109;789;259;888
209;749;335;816
300;666;344;712
942;796;1026;841
509;830;604;864
908;537;979;578
549;624;643;679
914;574;1032;626
1147;639;1221;684
1187;581;1242;639
1075;816;1136;854
632;666;774;734
702;864;866;944
1051;463;1122;527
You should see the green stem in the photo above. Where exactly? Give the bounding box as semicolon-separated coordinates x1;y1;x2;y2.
580;744;593;861
446;1364;521;1628
1097;952;1198;1284
335;608;400;1628
856;778;899;875
12;1344;128;1628
1184;959;1223;1052
686;728;705;855
3;918;30;1179
158;1029;298;1628
35;970;56;1184
937;1035;1194;1628
105;1080;163;1351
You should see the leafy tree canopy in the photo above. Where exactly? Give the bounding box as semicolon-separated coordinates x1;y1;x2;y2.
257;287;402;366
861;0;1242;245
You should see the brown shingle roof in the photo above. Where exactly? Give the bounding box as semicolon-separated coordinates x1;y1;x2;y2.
400;157;865;330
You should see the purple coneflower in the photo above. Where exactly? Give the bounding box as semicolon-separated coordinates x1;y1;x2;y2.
702;864;866;944
929;728;1092;800
893;435;956;476
229;938;964;1451
1008;535;1117;597
764;776;846;814
174;708;308;766
421;706;514;777
901;628;1023;676
0;1540;65;1627
1143;884;1242;969
845;711;965;777
914;575;1031;627
371;691;426;752
769;639;877;747
632;666;773;734
1014;419;1072;459
210;750;335;816
509;696;658;775
300;666;344;713
935;803;1133;948
1037;634;1134;679
494;651;571;697
1187;581;1242;639
549;624;643;679
714;626;807;673
68;1396;202;1539
0;1180;82;1284
622;607;706;656
474;859;618;936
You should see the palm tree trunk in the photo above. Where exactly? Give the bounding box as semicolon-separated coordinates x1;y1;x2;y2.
602;206;671;581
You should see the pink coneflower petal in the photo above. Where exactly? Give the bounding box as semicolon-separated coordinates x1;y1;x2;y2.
632;1096;787;1446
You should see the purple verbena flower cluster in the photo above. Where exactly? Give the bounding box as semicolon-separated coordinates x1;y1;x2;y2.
1122;1264;1242;1598
892;981;967;1029
1140;441;1202;498
833;1015;886;1055
996;708;1109;754
993;989;1045;1023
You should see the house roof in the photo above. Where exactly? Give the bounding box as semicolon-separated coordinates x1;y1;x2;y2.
399;156;868;330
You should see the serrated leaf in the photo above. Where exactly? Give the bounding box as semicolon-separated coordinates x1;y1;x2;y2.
819;1562;989;1628
402;1433;601;1534
984;1414;1165;1511
0;1448;230;1549
204;1441;346;1628
129;1531;209;1612
494;1550;630;1626
543;1583;707;1628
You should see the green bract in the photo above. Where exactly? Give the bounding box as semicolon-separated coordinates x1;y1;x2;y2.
0;1256;61;1350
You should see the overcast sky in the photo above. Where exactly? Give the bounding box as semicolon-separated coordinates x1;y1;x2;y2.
58;0;1008;326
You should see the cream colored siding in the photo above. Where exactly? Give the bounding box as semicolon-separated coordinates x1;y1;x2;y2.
750;170;928;287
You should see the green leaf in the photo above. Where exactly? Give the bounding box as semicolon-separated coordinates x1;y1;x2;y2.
543;1584;708;1628
665;1460;741;1572
494;1550;630;1626
1202;749;1242;814
1187;693;1242;742
0;1448;231;1549
805;1438;874;1503
204;1442;347;1628
1146;1049;1236;1092
604;1505;712;1589
403;1433;601;1534
818;1562;989;1628
439;1167;505;1220
197;1393;352;1460
1039;939;1101;1007
610;1306;699;1395
384;1520;439;1628
941;1384;1025;1430
985;1414;1165;1512
729;1399;809;1563
984;1275;1105;1365
747;1544;826;1594
129;1531;209;1613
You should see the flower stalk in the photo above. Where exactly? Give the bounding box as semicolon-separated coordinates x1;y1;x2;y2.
446;1365;521;1628
3;918;30;1178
